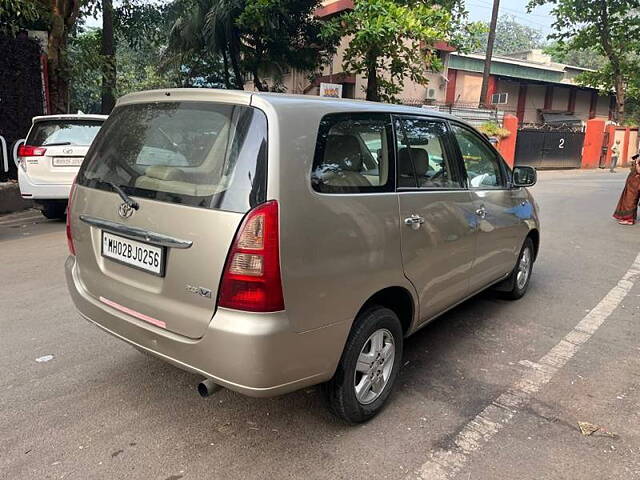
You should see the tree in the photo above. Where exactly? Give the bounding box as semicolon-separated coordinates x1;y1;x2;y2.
476;15;545;55
167;0;337;92
321;0;483;102
101;0;116;113
0;0;43;35
529;0;640;123
543;42;606;70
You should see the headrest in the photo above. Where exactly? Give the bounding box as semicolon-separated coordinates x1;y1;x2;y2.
324;135;363;172
144;166;186;181
398;148;430;176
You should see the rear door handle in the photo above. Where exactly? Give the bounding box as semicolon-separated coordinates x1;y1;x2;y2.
404;214;425;230
475;207;487;219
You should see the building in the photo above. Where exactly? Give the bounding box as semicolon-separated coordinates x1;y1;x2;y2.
252;0;614;127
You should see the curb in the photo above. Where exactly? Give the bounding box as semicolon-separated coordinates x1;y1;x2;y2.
0;182;33;214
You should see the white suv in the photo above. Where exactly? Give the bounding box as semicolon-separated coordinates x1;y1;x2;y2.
17;114;107;218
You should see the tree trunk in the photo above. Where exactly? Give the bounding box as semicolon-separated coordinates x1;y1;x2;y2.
253;69;268;92
101;0;116;114
47;13;68;114
366;61;379;102
614;73;625;124
221;48;231;89
228;31;244;90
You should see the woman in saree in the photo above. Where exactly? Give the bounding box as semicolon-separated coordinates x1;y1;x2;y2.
613;155;640;225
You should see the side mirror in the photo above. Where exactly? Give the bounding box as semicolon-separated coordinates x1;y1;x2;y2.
512;166;537;187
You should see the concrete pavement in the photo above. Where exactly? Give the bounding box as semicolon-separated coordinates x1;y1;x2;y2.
1;170;638;479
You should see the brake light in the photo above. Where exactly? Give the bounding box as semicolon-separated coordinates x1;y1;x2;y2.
17;145;47;157
218;200;284;312
66;179;77;255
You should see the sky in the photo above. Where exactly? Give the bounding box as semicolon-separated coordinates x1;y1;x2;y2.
87;0;558;37
467;0;556;35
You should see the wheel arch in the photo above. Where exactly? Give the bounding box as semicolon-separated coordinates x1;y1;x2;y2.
527;228;540;260
355;286;416;337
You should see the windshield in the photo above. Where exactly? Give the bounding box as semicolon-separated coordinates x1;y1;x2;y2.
76;102;268;213
27;120;103;146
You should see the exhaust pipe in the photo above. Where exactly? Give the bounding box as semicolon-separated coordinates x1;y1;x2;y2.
198;378;222;397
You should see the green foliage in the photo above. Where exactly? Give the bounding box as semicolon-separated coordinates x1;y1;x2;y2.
528;0;640;123
0;0;45;35
475;15;545;55
477;122;510;139
321;0;483;102
166;0;337;91
543;42;606;70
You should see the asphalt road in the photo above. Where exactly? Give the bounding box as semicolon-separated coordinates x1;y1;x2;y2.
1;170;639;480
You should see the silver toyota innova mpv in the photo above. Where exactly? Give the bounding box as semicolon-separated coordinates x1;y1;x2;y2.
65;89;539;423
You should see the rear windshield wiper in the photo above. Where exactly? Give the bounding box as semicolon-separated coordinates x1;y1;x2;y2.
42;141;73;146
107;181;139;210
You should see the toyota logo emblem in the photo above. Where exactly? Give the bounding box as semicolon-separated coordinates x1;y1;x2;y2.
63;147;73;154
118;203;135;219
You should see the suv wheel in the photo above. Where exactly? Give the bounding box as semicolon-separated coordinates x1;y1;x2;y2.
496;237;534;300
39;201;67;220
323;306;403;423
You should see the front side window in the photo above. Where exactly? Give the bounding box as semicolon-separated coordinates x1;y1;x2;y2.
77;102;267;213
395;117;462;189
312;113;393;193
27;120;103;146
451;124;505;189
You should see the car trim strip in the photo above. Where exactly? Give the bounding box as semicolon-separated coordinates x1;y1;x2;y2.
79;215;193;249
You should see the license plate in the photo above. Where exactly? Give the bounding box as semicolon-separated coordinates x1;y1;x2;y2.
52;157;83;167
101;231;165;276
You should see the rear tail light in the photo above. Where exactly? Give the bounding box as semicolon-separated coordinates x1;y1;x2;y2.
66;179;78;256
17;145;47;157
218;200;284;312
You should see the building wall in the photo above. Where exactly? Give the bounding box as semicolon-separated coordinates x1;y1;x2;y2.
523;85;545;123
574;90;592;120
596;95;610;118
552;87;570;111
454;71;483;104
495;79;519;114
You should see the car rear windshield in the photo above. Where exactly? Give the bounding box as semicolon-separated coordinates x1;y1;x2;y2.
27;120;103;146
76;102;268;213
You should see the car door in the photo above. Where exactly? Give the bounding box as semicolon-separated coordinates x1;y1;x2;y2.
395;116;476;324
449;122;527;291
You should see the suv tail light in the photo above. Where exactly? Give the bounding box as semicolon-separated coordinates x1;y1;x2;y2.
218;200;284;312
17;145;47;157
66;179;78;255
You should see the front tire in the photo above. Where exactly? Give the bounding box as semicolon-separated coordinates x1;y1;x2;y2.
496;237;534;300
323;306;403;424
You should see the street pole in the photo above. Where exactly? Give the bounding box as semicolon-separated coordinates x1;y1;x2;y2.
479;0;500;108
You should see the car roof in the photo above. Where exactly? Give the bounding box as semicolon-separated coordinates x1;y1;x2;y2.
32;114;108;123
116;88;467;125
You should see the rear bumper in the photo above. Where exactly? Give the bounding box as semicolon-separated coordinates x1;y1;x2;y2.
18;169;71;199
65;256;350;397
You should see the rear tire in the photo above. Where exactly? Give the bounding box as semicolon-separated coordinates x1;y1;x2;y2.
39;201;67;220
496;237;534;300
323;306;403;424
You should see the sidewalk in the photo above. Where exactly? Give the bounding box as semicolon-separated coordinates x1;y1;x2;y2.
0;182;32;214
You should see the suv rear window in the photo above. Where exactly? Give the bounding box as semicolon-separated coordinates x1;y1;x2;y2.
76;102;267;213
27;120;103;146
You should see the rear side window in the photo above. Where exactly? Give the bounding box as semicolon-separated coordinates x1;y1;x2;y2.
311;113;394;193
395;117;463;189
27;120;103;146
77;102;267;213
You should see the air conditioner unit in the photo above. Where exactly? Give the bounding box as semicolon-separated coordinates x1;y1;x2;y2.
426;88;437;100
491;93;508;105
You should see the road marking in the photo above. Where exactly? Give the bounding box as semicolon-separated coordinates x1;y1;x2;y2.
410;251;640;480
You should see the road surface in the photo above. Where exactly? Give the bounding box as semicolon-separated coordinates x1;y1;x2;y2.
1;170;638;479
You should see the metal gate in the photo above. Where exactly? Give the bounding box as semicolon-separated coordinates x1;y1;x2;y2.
515;127;585;169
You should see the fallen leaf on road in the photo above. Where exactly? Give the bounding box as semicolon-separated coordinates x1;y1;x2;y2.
578;421;618;438
35;355;54;363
